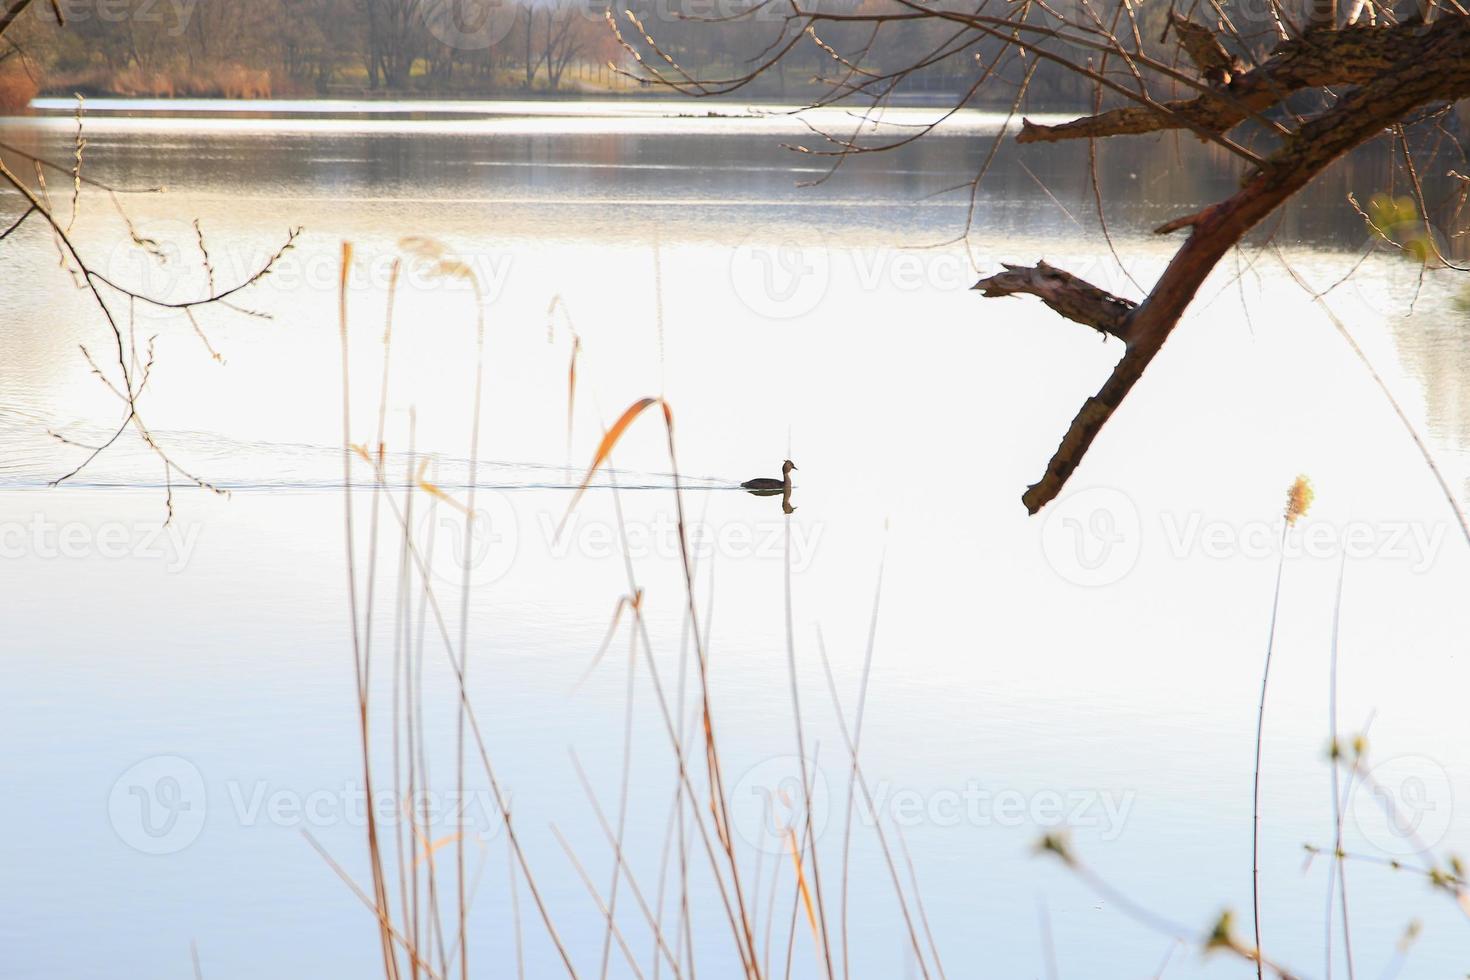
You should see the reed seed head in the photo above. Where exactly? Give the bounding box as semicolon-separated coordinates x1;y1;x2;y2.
1285;475;1314;527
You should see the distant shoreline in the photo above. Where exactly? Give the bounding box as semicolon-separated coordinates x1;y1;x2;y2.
15;96;1082;138
30;88;1086;115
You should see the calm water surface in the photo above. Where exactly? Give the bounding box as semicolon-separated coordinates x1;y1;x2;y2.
2;100;1469;979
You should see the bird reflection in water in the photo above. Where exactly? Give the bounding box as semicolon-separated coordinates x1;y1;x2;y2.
742;459;797;513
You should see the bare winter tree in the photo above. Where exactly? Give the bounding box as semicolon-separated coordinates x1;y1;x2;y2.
359;0;426;87
0;1;300;519
615;0;1470;514
513;0;594;90
539;0;591;90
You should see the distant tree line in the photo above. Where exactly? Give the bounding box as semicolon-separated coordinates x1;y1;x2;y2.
0;0;1106;104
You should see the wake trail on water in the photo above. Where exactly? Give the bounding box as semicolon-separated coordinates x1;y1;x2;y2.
0;412;740;494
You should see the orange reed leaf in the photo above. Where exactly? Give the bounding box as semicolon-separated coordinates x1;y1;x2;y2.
418;478;469;515
572;588;644;691
567;336;581;455
786;827;820;943
398;236;477;286
338;241;353;339
415;833;464;869
557;396;661;537
397;235;447;260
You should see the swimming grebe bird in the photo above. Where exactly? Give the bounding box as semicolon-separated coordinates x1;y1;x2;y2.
742;459;796;494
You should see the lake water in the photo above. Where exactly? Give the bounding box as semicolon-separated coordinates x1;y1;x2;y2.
2;99;1468;979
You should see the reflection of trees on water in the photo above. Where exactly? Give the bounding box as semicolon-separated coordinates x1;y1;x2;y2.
1019;127;1469;261
15;107;1465;261
1386;291;1470;491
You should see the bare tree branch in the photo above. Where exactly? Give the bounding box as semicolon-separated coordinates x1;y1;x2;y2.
973;261;1137;341
1019;18;1454;146
1018;16;1470;512
622;0;1470;512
